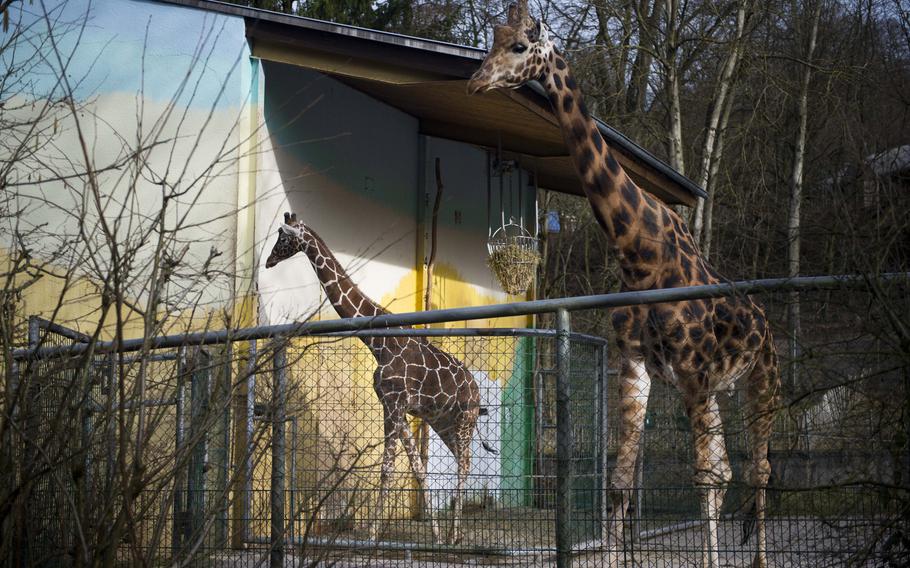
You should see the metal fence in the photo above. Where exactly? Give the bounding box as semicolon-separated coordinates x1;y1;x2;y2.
6;274;910;567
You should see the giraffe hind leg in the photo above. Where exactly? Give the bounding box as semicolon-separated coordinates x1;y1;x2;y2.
448;440;471;545
742;347;780;568
438;417;476;546
399;417;441;543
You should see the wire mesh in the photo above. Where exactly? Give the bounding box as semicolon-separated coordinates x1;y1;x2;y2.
9;289;910;567
600;288;909;568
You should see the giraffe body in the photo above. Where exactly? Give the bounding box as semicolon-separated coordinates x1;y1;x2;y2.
266;213;479;544
470;4;780;567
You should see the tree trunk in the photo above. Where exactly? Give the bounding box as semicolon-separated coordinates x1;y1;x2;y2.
786;0;822;392
625;0;663;114
692;0;750;244
667;73;686;174
701;81;736;259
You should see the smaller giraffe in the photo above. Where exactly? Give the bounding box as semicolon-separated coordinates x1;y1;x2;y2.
265;212;481;544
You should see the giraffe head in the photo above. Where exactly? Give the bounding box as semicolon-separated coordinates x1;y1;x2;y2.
264;211;311;268
467;0;553;95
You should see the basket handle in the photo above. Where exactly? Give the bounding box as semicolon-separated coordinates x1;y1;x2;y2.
490;217;533;239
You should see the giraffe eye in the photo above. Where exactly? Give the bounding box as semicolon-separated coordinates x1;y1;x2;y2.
512;43;527;54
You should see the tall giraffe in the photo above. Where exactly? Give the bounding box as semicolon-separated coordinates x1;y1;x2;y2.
469;3;780;567
265;212;480;544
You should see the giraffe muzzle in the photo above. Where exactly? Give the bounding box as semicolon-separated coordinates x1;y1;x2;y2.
467;73;494;95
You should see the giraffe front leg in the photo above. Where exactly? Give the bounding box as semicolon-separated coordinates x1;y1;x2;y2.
687;393;733;568
606;357;651;566
399;420;441;544
369;413;400;542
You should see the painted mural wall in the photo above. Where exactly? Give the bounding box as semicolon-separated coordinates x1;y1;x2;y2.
252;65;540;520
1;0;252;336
2;0;542;537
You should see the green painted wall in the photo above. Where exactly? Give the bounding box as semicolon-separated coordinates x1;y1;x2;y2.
500;336;535;507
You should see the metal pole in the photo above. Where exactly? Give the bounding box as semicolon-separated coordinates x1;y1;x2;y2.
486;150;492;238
634;434;643;544
597;344;609;536
290;416;298;543
188;350;211;547
217;344;232;547
104;356;115;496
271;344;287;568
17;274;910;361
245;340;257;543
27;315;40;348
173;347;188;555
555;308;573;568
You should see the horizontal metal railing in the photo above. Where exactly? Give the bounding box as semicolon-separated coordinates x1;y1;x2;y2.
13;272;909;362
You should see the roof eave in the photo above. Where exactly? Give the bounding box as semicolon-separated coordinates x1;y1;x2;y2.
156;0;486;61
155;0;705;204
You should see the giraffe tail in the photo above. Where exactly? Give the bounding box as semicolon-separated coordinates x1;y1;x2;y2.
476;407;499;455
739;499;757;546
481;441;499;455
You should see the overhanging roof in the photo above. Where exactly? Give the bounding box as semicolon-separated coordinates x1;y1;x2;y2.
159;0;705;206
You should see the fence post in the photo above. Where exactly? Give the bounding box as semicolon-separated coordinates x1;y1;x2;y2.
188;349;211;551
555;308;574;568
214;343;232;547
245;340;257;543
27;315;40;348
173;347;188;556
597;343;609;540
231;340;257;548
103;355;116;498
271;343;287;568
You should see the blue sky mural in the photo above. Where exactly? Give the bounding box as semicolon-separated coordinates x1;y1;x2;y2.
2;0;250;108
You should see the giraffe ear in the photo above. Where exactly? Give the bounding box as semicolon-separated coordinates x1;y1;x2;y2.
283;212;292;225
516;0;530;21
507;2;520;26
527;18;541;42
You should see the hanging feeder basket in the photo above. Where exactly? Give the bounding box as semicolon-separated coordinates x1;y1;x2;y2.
486;220;540;295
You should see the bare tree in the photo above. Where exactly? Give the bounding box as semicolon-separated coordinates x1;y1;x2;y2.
786;0;822;390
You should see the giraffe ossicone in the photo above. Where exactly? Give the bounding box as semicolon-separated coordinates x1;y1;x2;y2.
266;213;485;545
471;3;780;567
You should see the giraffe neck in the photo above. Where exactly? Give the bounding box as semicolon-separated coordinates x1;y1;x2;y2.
299;229;390;320
540;52;713;289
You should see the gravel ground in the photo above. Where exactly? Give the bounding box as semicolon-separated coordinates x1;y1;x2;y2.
199;515;898;567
